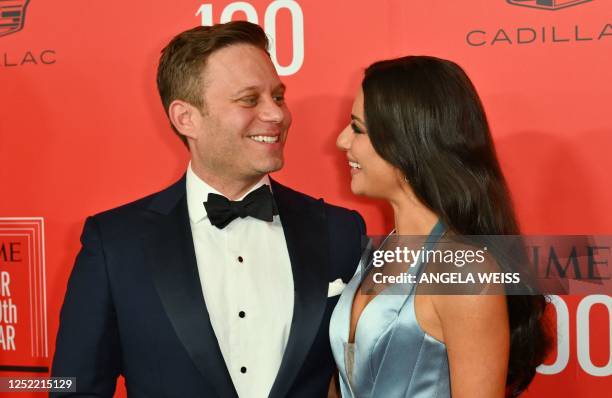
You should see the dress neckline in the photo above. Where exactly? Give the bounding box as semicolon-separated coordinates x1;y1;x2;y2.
346;220;445;344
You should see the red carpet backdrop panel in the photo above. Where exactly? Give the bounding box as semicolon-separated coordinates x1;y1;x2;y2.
0;1;610;397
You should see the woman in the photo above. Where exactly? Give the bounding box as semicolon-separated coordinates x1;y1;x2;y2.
329;56;549;397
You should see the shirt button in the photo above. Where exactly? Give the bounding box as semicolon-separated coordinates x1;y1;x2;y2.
240;366;247;374
238;256;244;263
239;311;246;318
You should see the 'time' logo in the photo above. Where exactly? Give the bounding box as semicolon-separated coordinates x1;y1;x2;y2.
507;0;593;10
0;0;30;38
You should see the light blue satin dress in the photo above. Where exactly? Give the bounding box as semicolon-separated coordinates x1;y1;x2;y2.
329;222;451;397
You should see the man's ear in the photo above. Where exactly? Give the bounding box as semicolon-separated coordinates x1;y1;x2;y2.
168;100;201;139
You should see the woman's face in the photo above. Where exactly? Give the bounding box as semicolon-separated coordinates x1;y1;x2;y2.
336;88;403;199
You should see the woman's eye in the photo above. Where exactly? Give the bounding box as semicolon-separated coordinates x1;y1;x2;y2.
351;122;364;134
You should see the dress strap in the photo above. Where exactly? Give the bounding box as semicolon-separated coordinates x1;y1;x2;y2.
428;219;446;242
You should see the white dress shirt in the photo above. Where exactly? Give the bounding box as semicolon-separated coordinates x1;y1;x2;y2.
186;164;294;398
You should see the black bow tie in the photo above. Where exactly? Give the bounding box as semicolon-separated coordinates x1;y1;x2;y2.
203;184;278;229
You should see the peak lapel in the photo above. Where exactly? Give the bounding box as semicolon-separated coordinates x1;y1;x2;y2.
144;178;238;398
268;180;330;398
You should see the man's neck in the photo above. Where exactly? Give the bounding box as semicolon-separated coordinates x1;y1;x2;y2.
190;163;265;200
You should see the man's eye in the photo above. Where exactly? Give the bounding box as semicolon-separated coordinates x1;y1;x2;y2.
273;94;285;104
241;97;257;105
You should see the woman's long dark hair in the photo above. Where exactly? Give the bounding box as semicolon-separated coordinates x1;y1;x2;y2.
362;56;550;397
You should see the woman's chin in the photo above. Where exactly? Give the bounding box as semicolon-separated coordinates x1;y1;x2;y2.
350;179;369;197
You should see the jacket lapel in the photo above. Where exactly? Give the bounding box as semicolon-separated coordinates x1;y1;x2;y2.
144;176;238;398
268;179;330;398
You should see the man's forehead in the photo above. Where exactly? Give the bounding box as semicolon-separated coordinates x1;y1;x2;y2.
202;44;281;90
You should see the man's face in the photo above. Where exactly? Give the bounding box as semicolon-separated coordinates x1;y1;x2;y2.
189;44;291;185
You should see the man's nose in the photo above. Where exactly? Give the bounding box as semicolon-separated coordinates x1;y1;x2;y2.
259;97;285;123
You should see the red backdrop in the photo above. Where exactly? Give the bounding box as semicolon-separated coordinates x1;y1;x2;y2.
1;1;610;396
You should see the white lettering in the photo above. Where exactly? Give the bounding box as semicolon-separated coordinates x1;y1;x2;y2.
0;272;9;296
537;295;570;375
196;1;305;76
577;294;612;376
0;325;16;351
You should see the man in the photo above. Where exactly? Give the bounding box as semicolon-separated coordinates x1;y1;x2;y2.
51;22;364;398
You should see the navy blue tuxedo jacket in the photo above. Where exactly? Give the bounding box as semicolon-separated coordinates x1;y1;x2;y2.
51;177;365;397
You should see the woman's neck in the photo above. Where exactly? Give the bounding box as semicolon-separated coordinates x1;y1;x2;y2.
390;195;439;236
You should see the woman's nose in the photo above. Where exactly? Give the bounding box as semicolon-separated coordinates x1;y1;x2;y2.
336;124;353;151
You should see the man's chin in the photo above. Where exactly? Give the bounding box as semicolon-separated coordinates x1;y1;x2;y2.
255;159;284;175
